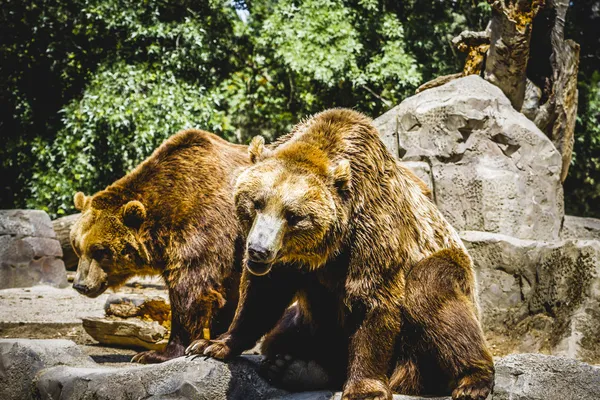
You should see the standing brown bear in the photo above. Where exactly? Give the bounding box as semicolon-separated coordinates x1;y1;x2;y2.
70;129;250;363
186;109;494;399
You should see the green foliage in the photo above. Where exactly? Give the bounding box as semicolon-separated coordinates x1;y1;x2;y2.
20;0;600;221
28;63;231;214
564;0;600;218
564;71;600;218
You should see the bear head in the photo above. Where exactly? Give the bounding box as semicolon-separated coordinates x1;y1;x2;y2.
234;136;351;276
70;190;151;297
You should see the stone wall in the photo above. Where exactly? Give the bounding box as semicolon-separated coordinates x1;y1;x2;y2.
0;210;67;289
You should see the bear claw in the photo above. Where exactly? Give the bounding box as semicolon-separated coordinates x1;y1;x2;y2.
185;339;211;356
452;372;493;400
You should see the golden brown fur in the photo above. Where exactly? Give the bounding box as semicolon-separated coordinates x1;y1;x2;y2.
186;110;494;400
70;129;249;363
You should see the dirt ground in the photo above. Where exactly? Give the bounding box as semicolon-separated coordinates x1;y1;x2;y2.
0;277;168;367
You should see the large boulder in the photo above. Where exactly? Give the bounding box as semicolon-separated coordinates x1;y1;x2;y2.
3;339;600;400
375;76;564;241
0;210;67;289
0;339;96;400
461;231;600;363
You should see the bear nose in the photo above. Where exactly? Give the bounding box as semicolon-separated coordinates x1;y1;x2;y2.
247;244;271;262
73;283;90;295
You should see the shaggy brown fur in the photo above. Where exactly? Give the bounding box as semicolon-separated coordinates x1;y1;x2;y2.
185;109;494;400
70;129;249;363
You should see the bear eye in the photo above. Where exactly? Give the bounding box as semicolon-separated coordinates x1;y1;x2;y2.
285;211;304;227
90;245;111;262
253;198;265;211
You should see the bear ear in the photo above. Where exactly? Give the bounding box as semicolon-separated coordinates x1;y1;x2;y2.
74;192;90;211
248;136;271;163
122;201;146;229
330;159;352;192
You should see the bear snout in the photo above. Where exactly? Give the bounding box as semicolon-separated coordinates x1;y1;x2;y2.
247;244;272;263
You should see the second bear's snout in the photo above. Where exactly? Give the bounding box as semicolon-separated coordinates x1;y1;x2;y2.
247;244;272;262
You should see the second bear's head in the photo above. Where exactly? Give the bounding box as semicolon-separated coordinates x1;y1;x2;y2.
234;136;351;276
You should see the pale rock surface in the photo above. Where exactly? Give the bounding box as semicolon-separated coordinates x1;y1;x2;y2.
375;76;564;241
3;339;600;400
0;210;67;289
462;231;600;363
561;215;600;240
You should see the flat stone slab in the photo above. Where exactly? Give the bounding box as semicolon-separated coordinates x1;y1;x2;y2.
2;339;600;400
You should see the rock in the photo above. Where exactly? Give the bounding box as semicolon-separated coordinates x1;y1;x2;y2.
4;339;600;400
375;76;564;241
493;353;600;400
35;355;288;400
0;210;56;238
562;215;600;240
0;339;95;400
461;231;600;363
82;317;169;351
0;210;67;290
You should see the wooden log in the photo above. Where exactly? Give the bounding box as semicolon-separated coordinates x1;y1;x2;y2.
52;213;80;271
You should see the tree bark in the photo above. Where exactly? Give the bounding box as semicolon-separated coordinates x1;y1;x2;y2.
52;213;80;271
527;0;580;181
452;28;491;76
484;0;545;110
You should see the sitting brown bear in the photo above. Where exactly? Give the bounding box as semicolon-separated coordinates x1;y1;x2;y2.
186;109;494;400
70;129;249;363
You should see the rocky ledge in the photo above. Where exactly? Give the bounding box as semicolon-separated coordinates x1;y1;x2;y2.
1;339;599;400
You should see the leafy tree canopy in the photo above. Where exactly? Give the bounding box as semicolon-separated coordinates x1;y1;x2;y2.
1;0;597;218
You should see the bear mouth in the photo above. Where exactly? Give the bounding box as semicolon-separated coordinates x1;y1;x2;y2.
245;260;273;276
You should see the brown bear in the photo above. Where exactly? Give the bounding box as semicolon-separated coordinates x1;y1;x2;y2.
70;129;250;363
185;109;494;400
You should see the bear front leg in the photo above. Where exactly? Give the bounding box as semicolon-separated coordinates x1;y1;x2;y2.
342;306;401;400
186;268;297;360
132;269;227;364
131;309;188;364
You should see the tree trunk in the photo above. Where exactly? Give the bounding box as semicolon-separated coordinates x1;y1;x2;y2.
526;0;580;181
484;0;545;110
52;213;80;271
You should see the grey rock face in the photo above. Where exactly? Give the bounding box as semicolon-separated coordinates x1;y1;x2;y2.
4;339;600;400
0;339;96;400
562;215;600;240
375;76;564;241
0;210;67;289
462;231;600;363
493;353;600;400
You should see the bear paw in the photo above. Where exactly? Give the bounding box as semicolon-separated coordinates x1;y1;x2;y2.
260;354;330;391
185;338;235;360
452;371;494;400
342;378;392;400
131;345;184;364
185;339;211;356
